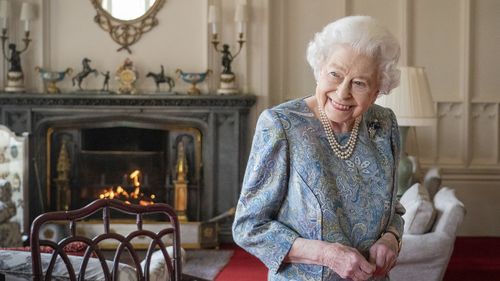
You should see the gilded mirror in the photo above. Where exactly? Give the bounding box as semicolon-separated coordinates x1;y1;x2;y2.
90;0;166;53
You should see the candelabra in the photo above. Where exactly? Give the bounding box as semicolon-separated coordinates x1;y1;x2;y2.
208;3;248;95
0;1;35;92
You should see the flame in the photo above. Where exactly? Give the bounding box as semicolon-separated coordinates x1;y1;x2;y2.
98;170;155;206
129;170;142;199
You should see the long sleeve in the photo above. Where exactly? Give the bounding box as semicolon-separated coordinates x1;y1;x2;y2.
232;109;300;273
386;109;405;237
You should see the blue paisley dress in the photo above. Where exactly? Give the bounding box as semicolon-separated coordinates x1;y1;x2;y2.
232;98;405;281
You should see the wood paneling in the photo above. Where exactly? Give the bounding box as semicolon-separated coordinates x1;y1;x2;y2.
470;0;500;101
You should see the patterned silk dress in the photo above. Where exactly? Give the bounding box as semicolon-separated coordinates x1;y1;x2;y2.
232;98;405;281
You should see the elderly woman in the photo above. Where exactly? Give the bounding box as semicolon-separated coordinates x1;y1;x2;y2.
233;16;405;281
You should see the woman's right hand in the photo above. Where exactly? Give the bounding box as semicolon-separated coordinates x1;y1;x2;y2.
320;242;375;281
286;238;375;281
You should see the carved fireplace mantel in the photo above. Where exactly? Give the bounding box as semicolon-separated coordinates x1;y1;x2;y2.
0;92;256;242
0;93;257;108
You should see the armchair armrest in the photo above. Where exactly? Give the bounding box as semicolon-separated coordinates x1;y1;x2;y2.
397;232;454;265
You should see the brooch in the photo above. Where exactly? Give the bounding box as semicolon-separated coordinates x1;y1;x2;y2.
368;119;381;139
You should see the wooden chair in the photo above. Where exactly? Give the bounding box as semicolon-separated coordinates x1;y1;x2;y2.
30;199;181;281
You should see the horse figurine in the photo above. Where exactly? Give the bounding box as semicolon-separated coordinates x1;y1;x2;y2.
72;57;98;90
146;65;175;92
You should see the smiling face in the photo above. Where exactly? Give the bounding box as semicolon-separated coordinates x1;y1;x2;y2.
315;44;380;132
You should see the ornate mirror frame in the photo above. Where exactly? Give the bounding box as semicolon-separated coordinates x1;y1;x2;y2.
90;0;166;54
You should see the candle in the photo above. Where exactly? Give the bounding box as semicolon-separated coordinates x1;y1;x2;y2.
20;2;36;32
234;4;248;34
0;0;11;30
208;5;219;34
212;22;217;35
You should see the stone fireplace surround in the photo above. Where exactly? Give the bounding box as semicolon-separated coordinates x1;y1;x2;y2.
0;92;256;242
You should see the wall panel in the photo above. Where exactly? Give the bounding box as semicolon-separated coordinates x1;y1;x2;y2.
414;125;437;164
470;103;498;165
437;103;464;165
411;0;461;102
470;0;500;101
283;0;345;100
447;180;500;236
349;0;400;42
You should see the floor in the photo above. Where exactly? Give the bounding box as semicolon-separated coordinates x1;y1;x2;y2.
443;237;500;281
215;237;500;281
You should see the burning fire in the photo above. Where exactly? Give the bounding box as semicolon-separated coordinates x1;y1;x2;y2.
99;170;156;206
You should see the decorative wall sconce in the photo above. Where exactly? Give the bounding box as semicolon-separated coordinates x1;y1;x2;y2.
0;1;35;92
208;3;248;95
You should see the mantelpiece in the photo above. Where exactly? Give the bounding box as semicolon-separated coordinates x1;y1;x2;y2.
0;92;256;242
0;92;256;109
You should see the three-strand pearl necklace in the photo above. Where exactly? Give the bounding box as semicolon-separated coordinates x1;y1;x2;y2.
318;106;361;160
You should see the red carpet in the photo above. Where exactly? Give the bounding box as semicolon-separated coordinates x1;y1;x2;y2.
215;246;267;281
216;237;500;281
443;237;500;281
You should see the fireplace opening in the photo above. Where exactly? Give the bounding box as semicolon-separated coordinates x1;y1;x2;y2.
47;123;202;221
78;127;166;209
81;127;164;151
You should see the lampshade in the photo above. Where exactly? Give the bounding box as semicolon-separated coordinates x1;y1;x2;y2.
20;2;36;21
376;66;436;126
0;0;11;19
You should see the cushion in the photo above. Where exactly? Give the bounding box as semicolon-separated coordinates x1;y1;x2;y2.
140;246;186;281
0;250;137;281
400;183;436;234
1;241;97;257
423;167;442;199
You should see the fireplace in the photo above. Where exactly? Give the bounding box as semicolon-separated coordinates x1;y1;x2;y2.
0;93;256;241
48;123;202;221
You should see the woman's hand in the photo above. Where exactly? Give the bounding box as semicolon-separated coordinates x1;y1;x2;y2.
320;242;375;281
286;238;374;281
368;233;399;277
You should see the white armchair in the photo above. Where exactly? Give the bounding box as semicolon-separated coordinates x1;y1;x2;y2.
390;186;466;281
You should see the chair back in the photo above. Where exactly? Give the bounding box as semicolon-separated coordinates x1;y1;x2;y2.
30;199;181;281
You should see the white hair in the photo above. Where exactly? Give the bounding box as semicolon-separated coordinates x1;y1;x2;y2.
306;15;401;94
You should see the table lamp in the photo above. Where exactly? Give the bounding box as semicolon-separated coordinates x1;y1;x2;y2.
376;66;436;197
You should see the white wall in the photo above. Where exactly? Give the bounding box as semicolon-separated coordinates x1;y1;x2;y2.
2;0;499;236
